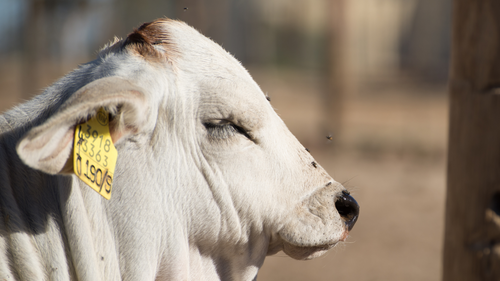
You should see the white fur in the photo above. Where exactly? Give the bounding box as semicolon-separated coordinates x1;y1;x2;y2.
0;19;349;280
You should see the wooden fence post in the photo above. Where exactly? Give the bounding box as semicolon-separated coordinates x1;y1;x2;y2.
444;0;500;280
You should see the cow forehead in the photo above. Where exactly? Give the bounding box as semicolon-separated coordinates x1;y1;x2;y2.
121;20;272;123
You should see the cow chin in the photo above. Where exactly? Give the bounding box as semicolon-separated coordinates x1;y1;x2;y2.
282;241;336;260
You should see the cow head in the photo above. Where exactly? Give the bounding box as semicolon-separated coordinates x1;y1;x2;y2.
16;19;358;277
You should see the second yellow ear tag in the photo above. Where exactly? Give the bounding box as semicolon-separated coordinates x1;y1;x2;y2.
73;108;118;200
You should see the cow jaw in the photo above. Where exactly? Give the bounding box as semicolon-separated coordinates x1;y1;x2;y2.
277;181;349;260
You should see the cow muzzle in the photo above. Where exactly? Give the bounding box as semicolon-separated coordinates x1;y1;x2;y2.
335;190;359;232
276;182;360;260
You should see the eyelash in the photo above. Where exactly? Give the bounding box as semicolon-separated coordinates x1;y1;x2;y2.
204;122;251;140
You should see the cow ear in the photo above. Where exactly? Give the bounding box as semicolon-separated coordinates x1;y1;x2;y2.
16;76;150;175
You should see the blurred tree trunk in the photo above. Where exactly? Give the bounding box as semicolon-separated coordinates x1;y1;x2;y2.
322;0;347;144
22;0;46;99
21;0;83;99
443;0;500;280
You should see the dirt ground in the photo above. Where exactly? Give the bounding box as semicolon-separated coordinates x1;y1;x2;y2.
0;64;448;281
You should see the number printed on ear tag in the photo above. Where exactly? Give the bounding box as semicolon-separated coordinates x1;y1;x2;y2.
73;108;118;200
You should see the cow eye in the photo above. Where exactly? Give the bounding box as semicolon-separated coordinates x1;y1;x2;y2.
204;121;251;140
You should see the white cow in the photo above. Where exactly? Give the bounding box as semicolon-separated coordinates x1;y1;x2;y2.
1;19;359;280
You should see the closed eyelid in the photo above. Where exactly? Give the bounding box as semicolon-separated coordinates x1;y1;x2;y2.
203;121;252;141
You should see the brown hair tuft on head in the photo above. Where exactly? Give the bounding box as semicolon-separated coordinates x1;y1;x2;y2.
123;19;176;59
126;30;151;45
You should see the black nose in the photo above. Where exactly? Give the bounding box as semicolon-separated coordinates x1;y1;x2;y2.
335;190;359;231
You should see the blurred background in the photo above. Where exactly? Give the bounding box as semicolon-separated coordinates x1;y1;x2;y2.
0;0;450;280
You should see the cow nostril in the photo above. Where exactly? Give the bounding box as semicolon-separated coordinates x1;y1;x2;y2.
335;191;359;231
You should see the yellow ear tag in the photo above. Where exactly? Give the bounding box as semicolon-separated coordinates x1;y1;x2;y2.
73;108;118;200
